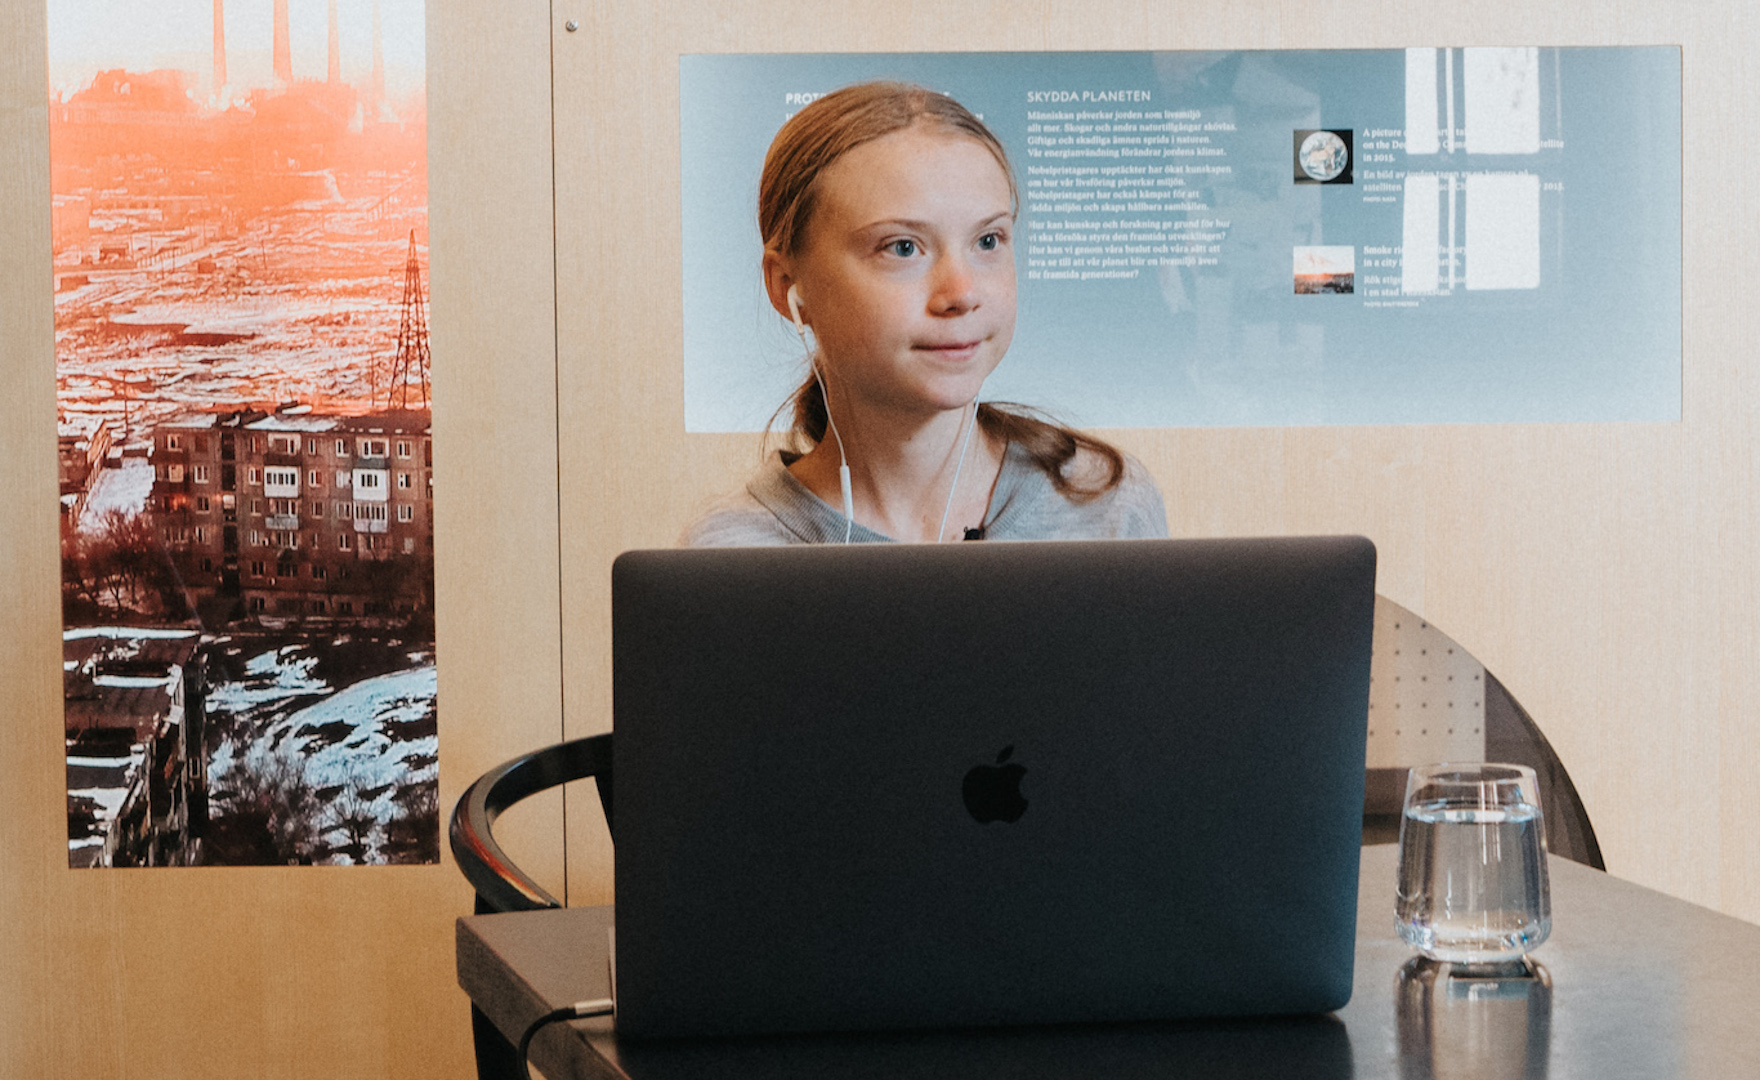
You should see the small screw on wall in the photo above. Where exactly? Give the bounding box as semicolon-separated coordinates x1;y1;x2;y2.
565;19;579;32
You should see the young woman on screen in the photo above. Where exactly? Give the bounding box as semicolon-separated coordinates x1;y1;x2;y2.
684;81;1168;546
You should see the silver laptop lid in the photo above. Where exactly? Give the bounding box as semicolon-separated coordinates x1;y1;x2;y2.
612;536;1376;1039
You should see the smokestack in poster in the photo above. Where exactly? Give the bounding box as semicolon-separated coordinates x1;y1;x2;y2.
212;0;227;94
371;0;386;117
327;0;341;85
273;0;292;85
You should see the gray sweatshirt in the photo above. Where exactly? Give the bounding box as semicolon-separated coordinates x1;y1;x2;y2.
682;442;1169;546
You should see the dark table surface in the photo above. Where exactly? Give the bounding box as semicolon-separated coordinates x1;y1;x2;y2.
457;845;1760;1079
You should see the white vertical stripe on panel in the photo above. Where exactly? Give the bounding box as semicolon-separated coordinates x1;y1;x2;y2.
1405;48;1440;155
1444;48;1456;153
1447;174;1458;290
1464;47;1541;155
1402;173;1441;294
1466;172;1541;290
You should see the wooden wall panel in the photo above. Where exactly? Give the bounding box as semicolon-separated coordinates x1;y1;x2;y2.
1;1;561;1076
2;5;66;1074
427;0;570;907
550;0;1760;929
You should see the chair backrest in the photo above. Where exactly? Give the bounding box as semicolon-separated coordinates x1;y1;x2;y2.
449;732;613;914
1363;595;1603;869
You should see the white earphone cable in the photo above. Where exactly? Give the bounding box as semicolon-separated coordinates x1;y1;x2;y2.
935;401;979;543
795;317;855;544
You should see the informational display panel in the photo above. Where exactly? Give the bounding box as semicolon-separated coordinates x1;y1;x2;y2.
682;49;1681;431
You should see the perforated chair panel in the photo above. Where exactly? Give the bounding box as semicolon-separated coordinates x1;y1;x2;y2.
1364;595;1603;870
1365;599;1486;768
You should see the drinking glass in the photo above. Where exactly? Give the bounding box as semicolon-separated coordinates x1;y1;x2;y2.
1395;763;1551;964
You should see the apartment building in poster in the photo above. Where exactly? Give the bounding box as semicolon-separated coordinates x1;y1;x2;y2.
148;407;434;623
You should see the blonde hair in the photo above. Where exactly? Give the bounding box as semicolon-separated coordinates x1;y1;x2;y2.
760;81;1124;501
760;81;1017;258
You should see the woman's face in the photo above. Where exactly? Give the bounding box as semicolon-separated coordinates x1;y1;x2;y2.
774;124;1017;420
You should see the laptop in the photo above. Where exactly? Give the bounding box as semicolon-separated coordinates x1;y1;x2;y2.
610;536;1376;1040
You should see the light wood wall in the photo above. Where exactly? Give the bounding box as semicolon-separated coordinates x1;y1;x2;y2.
2;0;1755;1076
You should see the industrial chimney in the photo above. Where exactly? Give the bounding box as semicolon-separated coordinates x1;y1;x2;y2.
273;0;292;85
211;0;227;95
371;0;386;117
327;0;341;85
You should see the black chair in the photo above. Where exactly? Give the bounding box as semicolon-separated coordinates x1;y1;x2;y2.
450;733;614;1080
1361;596;1604;869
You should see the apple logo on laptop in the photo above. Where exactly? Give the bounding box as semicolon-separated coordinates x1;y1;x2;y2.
963;745;1028;823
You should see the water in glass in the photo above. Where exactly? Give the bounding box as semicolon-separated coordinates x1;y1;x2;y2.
1397;796;1551;963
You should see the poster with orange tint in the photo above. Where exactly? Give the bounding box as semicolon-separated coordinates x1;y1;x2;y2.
51;1;435;867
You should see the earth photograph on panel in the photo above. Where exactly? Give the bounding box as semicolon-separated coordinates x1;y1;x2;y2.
52;0;436;866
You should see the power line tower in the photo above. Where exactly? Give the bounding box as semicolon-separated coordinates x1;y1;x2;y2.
387;229;431;410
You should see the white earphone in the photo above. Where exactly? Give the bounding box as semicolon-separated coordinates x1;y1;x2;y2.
788;285;856;538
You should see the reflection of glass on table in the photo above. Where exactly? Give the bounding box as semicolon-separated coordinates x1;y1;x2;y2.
1396;955;1552;1080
